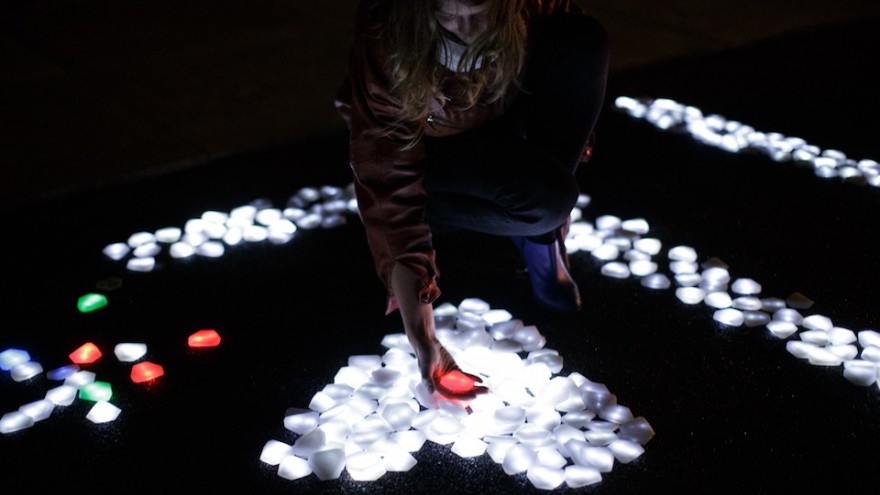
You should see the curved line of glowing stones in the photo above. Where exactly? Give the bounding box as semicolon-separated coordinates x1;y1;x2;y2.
188;329;221;348
613;96;880;186
260;298;654;489
69;342;102;364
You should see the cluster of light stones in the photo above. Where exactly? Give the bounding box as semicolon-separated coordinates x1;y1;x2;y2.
260;298;654;489
564;196;880;390
613;96;880;187
102;185;358;272
0;346;135;434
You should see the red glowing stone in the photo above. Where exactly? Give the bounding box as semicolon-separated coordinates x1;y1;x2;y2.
131;362;164;383
437;369;480;396
69;342;103;364
188;329;221;348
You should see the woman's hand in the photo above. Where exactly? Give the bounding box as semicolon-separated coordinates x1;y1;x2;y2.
391;262;488;401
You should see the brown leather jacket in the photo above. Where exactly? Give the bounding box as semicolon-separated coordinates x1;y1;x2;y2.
335;0;582;314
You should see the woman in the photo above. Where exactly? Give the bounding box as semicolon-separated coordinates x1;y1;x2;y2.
335;0;609;399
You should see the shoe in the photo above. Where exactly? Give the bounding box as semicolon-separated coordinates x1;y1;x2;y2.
511;220;581;313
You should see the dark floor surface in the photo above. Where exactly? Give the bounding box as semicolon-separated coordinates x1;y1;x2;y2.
2;17;880;495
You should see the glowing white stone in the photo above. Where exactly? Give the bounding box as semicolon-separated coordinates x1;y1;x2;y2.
260;439;294;465
827;344;858;361
861;346;880;363
102;242;130;260
114;343;147;362
379;402;415;432
565;464;602;487
0;348;30;370
773;308;804;325
19;399;54;422
451;434;488;458
732;296;763;311
766;320;798;339
632;237;661;255
527;465;565;490
502;443;537;475
277;454;312;480
382;446;418;472
293;428;328;458
425;415;465;445
86;401;121;423
459;298;490;314
197;241;225;258
133;242;161;258
154;227;182;243
702;266;730;285
254;207;281;226
827;327;857;345
713;308;744;327
182;231;208;246
675;287;705;305
127;231;155;247
629;260;657;277
594;215;621;231
126;257;155;272
674;273;702;287
668;245;697;262
308;448;345;481
843;360;878;386
346;451;386;481
802;314;833;331
222;226;244;246
284;409;319;435
0;411;34;434
591;244;619;261
704;291;732;309
296;213;322;229
11;361;42;382
641;273;671;289
242;224;268;242
601;262;630;278
858;330;880;349
599;404;633;424
786;341;816;359
482;309;512;325
333;366;369;390
730;278;761;295
390;430;426;453
799;330;830;346
669;260;698;274
620;218;649;234
608;439;645;463
808;348;843;366
45;385;78;406
169;242;197;258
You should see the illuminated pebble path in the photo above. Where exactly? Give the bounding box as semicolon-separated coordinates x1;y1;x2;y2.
2;95;878;488
613;96;880;187
260;298;653;489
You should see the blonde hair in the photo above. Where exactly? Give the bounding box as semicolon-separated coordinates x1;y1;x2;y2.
381;0;527;146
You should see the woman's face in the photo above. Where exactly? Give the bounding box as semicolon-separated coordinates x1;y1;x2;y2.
434;0;490;45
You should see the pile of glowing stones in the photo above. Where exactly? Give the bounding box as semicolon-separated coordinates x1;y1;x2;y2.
564;196;880;390
260;298;654;489
613;95;880;187
0;329;219;434
101;185;359;272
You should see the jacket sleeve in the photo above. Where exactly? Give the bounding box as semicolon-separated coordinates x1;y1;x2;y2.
337;1;441;314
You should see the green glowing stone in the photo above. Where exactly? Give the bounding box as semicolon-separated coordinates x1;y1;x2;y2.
77;293;108;313
79;381;113;402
